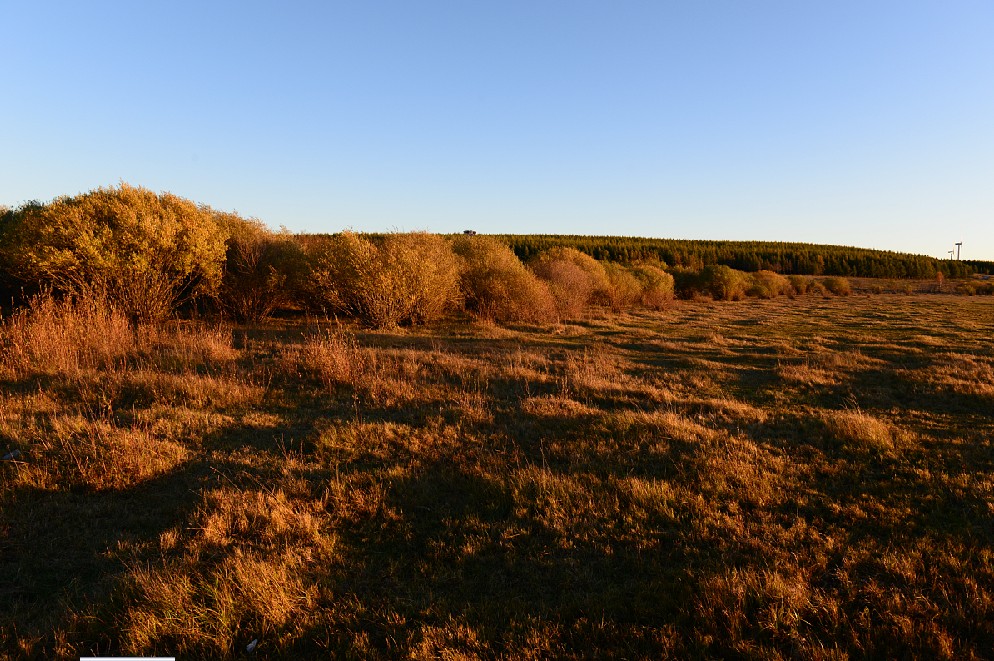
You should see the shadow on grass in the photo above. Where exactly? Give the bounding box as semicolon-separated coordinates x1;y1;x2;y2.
303;459;694;658
0;459;211;653
0;409;332;657
810;363;994;416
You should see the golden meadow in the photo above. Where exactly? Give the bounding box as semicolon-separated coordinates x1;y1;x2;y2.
1;185;992;658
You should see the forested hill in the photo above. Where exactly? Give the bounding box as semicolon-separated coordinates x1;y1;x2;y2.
487;235;990;279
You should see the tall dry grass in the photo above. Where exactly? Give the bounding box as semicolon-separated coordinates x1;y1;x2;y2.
4;282;994;658
119;487;326;657
0;293;135;376
823;407;900;453
0;292;237;379
0;292;247;495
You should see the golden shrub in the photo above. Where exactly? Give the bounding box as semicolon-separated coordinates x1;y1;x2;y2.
0;184;227;322
216;214;307;322
822;277;852;296
748;270;791;299
602;262;643;311
787;275;811;295
530;247;611;318
630;262;675;309
452;235;556;324
699;265;748;301
309;232;462;327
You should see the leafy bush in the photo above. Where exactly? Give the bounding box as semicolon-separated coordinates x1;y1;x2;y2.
747;270;791;299
530;247;612;318
629;262;674;309
699;265;748;301
602;262;642;312
822;277;852;296
451;235;556;324
788;275;812;295
670;267;703;300
309;232;461;328
530;260;591;319
0;184;226;323
215;214;308;322
0;206;18;308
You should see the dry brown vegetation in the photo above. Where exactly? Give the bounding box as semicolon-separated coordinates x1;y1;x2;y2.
306;231;464;327
5;185;982;332
452;235;557;324
1;292;993;659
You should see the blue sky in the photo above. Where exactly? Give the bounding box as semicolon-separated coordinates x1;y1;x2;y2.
2;1;992;259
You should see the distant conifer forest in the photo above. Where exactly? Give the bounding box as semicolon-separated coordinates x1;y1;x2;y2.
485;235;990;279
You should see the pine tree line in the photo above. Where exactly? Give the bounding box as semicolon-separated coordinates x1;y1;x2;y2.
487;235;986;279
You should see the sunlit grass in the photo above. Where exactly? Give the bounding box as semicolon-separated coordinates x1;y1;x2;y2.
2;293;992;658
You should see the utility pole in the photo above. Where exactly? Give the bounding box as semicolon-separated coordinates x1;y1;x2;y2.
948;250;954;260
955;242;962;260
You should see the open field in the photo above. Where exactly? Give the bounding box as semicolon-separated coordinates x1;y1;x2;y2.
1;293;993;658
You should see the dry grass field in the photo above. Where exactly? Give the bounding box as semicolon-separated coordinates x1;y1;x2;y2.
1;293;992;659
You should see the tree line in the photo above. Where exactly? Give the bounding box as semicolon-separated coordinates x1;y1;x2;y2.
1;185;990;328
491;235;989;279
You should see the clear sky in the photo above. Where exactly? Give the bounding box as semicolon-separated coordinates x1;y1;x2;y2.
2;1;992;259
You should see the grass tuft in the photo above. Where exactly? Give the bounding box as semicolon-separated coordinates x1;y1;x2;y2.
823;408;897;452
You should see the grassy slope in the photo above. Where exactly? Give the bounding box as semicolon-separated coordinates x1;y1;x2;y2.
1;294;993;659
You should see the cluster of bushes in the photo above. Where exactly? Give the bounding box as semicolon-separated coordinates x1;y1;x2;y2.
954;280;994;296
451;235;556;324
669;266;851;301
14;184;987;330
306;231;462;327
0;186;677;328
302;235;674;326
